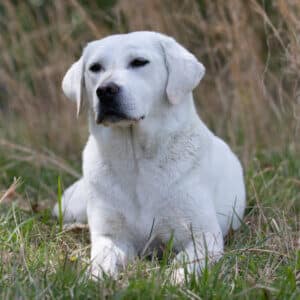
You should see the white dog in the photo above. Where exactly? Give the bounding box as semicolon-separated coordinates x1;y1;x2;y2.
53;31;246;282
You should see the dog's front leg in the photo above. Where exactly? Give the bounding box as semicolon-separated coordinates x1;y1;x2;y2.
90;235;136;280
172;231;224;284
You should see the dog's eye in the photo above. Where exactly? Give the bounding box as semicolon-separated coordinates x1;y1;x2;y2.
130;58;149;68
89;63;102;73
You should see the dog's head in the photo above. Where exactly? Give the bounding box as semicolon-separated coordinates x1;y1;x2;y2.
62;32;205;127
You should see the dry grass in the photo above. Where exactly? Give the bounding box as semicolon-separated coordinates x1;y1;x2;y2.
0;0;299;163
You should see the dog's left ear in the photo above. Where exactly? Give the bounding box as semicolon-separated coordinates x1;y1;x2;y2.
159;36;205;105
62;57;84;116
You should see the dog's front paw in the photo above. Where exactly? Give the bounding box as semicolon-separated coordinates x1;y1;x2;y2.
169;267;186;285
89;260;119;281
89;236;136;281
89;264;105;281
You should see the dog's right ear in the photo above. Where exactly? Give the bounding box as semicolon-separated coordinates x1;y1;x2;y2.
62;57;84;116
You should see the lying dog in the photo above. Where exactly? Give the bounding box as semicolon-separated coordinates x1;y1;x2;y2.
53;31;246;282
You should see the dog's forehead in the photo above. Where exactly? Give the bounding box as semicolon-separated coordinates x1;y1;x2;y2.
84;32;162;59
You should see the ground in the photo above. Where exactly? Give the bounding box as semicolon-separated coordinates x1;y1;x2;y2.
0;144;299;299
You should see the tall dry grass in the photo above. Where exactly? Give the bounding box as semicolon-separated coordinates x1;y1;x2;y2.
0;0;299;164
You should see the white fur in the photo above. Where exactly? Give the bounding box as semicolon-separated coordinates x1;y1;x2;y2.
53;31;246;281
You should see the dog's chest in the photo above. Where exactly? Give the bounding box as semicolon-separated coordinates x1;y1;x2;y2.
85;129;206;243
107;143;201;235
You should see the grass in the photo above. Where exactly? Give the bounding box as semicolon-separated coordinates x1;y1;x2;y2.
0;147;299;299
57;176;63;233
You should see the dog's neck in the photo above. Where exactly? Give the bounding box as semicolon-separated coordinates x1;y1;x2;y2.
89;94;202;156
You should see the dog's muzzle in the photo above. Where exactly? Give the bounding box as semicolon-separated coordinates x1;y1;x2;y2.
95;82;143;125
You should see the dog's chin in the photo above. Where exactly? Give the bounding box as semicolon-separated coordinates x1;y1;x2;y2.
95;112;145;127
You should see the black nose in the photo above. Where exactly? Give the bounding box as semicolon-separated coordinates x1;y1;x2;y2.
96;83;120;100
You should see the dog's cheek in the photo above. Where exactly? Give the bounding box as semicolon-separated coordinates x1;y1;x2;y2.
138;83;156;113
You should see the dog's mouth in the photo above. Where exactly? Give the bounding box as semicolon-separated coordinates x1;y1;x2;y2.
95;110;145;126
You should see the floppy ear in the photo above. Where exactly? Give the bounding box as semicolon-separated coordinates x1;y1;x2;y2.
62;57;84;116
160;36;205;105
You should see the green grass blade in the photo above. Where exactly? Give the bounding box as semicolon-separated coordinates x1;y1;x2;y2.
57;176;63;232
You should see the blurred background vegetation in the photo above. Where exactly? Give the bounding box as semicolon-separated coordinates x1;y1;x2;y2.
0;0;299;164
